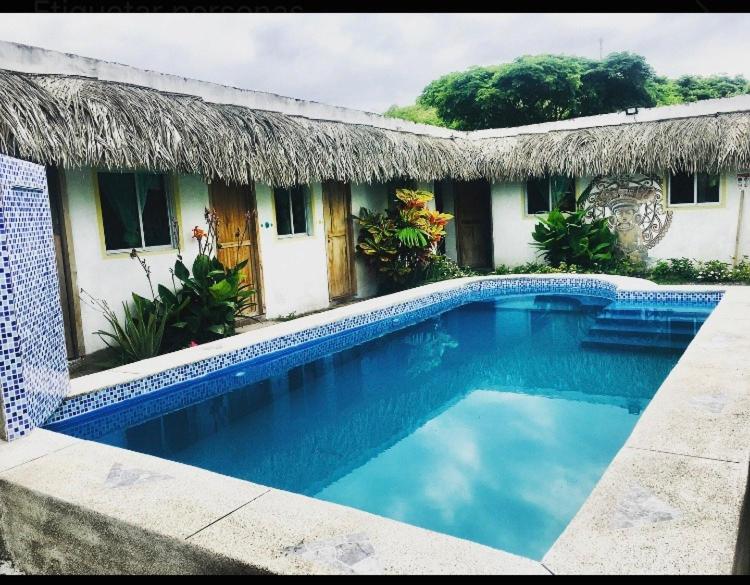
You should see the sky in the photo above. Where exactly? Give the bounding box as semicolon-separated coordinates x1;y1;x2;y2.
1;13;750;114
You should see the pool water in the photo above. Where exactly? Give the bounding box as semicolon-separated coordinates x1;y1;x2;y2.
57;294;712;560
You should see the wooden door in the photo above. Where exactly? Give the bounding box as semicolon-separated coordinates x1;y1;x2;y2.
323;181;355;301
209;181;263;315
455;180;493;269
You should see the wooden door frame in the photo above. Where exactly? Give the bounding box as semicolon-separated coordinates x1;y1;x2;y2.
455;179;493;269
208;181;265;316
323;180;357;302
47;166;84;359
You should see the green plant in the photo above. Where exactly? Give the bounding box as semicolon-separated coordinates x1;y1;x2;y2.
495;255;750;285
160;253;255;348
650;257;698;282
495;261;566;275
276;311;299;321
356;189;453;291
608;258;651;278
696;259;732;283
531;208;618;269
84;290;168;364
732;257;750;283
423;254;476;283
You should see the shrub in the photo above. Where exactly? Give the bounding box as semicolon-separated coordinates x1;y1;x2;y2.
607;258;651;278
531;209;618;269
495;261;567;275
84;290;168;364
696;259;732;283
355;189;453;291
732;257;750;283
497;255;750;285
161;252;255;349
650;257;699;282
423;254;476;283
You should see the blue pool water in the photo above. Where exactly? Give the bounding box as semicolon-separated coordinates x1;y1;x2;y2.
56;294;713;560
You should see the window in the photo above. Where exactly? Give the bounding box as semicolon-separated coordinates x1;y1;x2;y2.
526;176;576;214
274;185;311;236
97;171;175;252
668;171;720;205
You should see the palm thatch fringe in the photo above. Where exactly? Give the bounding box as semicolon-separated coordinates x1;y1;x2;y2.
2;68;750;186
0;70;479;187
476;112;750;180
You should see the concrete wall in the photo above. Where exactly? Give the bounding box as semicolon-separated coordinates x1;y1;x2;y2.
490;172;750;268
63;168;209;354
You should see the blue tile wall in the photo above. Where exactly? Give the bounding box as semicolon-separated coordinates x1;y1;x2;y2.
45;275;722;428
0;155;70;441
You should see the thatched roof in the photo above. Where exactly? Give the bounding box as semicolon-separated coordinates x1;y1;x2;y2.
0;69;479;187
2;66;750;186
475;110;750;180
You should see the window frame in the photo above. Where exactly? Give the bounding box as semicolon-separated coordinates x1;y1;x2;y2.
96;170;177;255
667;171;721;207
525;176;576;215
274;185;312;238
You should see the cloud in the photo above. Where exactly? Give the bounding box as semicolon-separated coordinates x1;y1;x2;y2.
0;13;749;113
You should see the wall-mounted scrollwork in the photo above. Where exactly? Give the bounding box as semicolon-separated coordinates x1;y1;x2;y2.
579;174;673;261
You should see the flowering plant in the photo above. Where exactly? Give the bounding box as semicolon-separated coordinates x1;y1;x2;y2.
355;188;453;290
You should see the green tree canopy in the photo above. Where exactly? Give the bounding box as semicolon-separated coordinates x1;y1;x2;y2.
383;103;446;126
673;74;749;102
385;52;750;130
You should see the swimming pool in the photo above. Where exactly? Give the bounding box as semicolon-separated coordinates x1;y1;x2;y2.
51;291;714;560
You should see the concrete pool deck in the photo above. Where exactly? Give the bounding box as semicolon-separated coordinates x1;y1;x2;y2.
0;276;748;574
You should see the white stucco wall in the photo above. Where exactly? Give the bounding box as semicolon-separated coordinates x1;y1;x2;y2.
254;182;330;319
654;171;750;262
490;172;750;268
491;180;539;267
440;182;458;262
64;168;210;354
66;173;390;353
351;182;388;299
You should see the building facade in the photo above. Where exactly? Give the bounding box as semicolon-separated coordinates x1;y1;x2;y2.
2;40;749;357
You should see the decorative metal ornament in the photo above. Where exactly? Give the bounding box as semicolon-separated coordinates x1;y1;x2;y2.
580;174;673;261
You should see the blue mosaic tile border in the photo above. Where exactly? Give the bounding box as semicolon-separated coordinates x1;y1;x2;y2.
45;276;723;427
0;155;70;441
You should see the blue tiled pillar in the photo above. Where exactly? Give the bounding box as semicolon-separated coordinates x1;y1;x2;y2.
0;154;70;441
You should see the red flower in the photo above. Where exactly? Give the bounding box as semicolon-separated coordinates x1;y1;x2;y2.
189;340;199;347
192;226;205;241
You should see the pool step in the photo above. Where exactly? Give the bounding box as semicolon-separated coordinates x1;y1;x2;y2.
598;307;711;320
588;323;697;339
594;315;704;332
581;334;689;352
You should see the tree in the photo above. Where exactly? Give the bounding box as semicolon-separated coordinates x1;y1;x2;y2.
673;74;749;102
479;54;590;127
383;104;446;126
418;66;499;130
647;76;683;106
577;52;657;116
386;52;750;130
